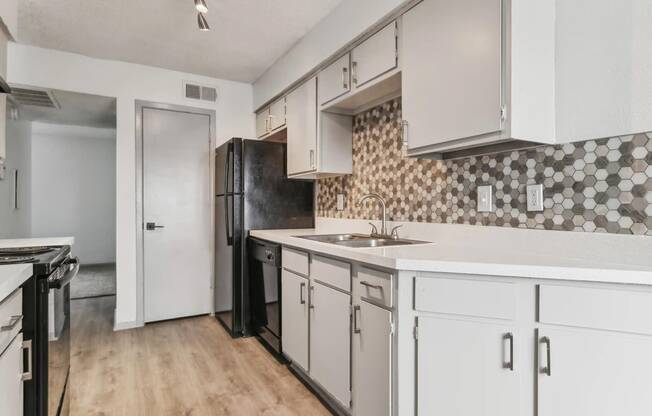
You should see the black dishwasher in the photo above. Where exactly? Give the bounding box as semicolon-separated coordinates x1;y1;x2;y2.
248;237;284;358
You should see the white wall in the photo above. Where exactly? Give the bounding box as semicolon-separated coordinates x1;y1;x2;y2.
30;123;116;264
253;0;410;108
0;117;31;237
7;44;255;328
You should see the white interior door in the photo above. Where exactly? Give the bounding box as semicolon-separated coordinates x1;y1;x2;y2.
143;107;212;323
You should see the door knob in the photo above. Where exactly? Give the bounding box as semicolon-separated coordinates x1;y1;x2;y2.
146;222;165;231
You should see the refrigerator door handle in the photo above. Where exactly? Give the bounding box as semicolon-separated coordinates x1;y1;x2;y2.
225;142;234;246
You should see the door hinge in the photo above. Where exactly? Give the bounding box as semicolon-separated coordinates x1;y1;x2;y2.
500;105;507;123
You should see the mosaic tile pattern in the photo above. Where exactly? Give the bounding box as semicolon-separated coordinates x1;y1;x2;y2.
317;98;652;235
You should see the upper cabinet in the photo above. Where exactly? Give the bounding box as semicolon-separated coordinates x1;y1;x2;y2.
319;54;351;106
255;97;286;139
402;0;504;155
0;28;8;162
351;22;398;89
0;0;18;40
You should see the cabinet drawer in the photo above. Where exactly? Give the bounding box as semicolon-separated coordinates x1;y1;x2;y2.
282;247;310;277
311;255;351;292
358;267;393;308
415;276;516;320
539;285;652;335
0;289;22;355
0;332;23;416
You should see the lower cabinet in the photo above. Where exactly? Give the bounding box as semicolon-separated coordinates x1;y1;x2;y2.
353;300;393;416
417;316;520;416
0;333;24;416
281;269;309;371
537;328;652;416
309;281;351;407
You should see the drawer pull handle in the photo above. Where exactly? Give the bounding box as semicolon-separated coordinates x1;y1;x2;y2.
353;305;361;334
22;339;33;381
299;282;306;305
309;286;315;309
1;315;22;331
360;281;383;290
540;336;551;376
503;332;514;371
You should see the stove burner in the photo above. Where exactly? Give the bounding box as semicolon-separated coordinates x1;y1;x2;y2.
0;256;37;264
0;246;55;256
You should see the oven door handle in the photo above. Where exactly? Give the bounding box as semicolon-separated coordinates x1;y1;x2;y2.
48;257;80;289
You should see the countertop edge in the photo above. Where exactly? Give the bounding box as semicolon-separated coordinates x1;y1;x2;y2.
0;264;33;301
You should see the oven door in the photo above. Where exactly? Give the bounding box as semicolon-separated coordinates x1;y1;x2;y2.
48;258;78;416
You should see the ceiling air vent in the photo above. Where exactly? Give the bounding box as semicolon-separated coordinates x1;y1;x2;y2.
10;87;60;109
184;81;218;102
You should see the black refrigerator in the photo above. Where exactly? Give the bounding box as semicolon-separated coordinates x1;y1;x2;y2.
214;138;314;337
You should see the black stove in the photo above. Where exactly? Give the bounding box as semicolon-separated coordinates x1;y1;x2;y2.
0;255;36;264
0;246;55;256
0;245;71;274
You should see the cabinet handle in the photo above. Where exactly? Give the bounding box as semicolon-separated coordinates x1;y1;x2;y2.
22;339;33;381
1;315;22;331
309;286;315;309
503;332;514;371
401;120;409;146
309;150;315;169
299;282;306;305
268;115;273;132
360;281;383;291
353;305;361;334
540;336;551;376
342;67;349;89
352;61;358;85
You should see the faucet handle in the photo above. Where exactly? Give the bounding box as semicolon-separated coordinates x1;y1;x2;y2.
390;225;403;240
368;222;379;236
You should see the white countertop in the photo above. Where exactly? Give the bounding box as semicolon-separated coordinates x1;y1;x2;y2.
0;264;33;301
0;237;75;248
251;219;652;286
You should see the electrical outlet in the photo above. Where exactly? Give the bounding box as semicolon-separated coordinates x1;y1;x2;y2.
336;194;345;211
527;184;544;212
477;185;494;212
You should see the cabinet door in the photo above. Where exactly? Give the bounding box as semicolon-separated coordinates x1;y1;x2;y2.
310;281;351;407
281;269;309;371
318;54;351;105
255;108;270;138
417;316;520;416
354;301;392;416
286;77;318;175
538;328;652;416
269;97;286;131
0;333;23;416
402;0;503;151
351;22;398;89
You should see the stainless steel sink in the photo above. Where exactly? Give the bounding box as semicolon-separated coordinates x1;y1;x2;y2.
295;233;429;248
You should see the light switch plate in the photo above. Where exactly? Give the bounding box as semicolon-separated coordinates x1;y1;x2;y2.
336;194;345;211
477;185;494;212
527;184;544;212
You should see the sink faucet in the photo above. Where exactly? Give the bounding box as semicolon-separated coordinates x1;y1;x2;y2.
357;193;388;237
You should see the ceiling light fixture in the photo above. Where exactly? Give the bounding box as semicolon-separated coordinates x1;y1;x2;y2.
194;0;208;13
197;13;210;31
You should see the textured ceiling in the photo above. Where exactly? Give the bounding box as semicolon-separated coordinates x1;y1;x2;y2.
17;0;344;83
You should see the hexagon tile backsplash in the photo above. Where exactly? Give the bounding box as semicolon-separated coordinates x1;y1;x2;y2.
317;98;652;236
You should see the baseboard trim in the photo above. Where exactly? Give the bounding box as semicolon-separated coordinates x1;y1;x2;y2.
113;313;144;332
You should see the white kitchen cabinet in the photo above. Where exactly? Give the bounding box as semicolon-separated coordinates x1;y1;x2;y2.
0;27;8;161
537;327;652;416
309;281;351;408
0;0;18;40
255;107;270;138
402;0;503;155
286;77;318;176
0;333;24;416
281;269;309;371
351;22;398;89
417;316;520;416
353;300;392;416
269;97;286;132
319;54;350;106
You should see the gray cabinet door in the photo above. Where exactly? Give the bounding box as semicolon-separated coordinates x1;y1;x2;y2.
417;316;520;416
287;77;318;175
269;97;286;131
0;334;23;416
255;108;270;138
310;281;351;408
281;269;309;371
319;54;351;105
402;0;503;151
354;301;392;416
538;328;652;416
351;22;398;88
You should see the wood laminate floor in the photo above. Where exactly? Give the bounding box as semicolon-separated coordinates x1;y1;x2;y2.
70;296;331;416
